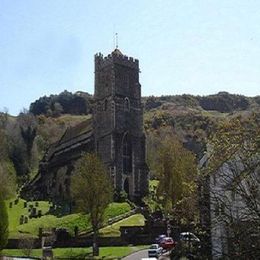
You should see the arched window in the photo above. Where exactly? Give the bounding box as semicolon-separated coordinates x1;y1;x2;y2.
123;178;129;194
122;133;132;174
124;97;130;111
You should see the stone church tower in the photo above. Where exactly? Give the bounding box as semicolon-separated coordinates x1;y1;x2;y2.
93;49;148;199
22;49;148;202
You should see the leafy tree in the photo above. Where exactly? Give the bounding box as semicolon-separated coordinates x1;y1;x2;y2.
0;163;16;252
29;90;92;116
17;110;37;164
0;196;8;252
71;153;113;256
201;113;260;259
154;133;198;224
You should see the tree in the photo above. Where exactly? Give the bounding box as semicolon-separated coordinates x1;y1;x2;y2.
71;153;113;256
154;134;198;224
202;113;260;259
0;196;8;252
0;164;16;253
0;115;16;253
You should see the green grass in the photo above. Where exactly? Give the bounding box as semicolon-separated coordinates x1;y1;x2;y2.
6;198;51;238
99;214;145;237
2;245;148;259
8;201;131;237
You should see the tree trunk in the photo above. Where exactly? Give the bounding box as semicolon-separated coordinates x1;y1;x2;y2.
92;228;99;256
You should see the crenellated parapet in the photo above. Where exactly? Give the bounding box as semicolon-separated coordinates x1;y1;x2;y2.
95;49;139;69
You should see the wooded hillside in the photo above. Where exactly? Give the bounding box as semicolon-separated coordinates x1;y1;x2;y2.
1;91;259;185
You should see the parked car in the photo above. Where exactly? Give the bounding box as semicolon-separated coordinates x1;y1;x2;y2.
180;232;200;243
160;237;177;250
179;232;201;249
148;244;163;258
155;234;166;244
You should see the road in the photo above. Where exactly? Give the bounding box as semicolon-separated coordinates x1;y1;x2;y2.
122;249;170;260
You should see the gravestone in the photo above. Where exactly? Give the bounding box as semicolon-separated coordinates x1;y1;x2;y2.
74;226;79;237
9;202;12;208
39;227;43;239
24;216;28;223
19;215;24;225
38;210;42;218
32;207;37;217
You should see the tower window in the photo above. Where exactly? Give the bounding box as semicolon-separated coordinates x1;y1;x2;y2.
104;99;108;111
122;133;132;174
124;97;130;111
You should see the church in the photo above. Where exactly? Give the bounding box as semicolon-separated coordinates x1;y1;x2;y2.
24;49;149;202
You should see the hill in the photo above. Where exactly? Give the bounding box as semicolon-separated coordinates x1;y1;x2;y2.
1;91;259;183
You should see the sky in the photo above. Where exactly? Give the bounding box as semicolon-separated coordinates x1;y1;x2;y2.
1;0;260;115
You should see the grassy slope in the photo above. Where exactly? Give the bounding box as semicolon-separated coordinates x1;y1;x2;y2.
99;213;145;237
11;202;131;237
7;198;50;238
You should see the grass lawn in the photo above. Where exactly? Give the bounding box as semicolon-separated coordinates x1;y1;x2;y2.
99;214;145;237
2;245;148;259
7;199;131;238
6;198;51;238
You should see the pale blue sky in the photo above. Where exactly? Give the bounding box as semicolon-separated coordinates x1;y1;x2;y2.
1;0;260;115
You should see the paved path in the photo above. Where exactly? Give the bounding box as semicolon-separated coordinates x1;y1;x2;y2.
122;249;148;260
122;249;170;260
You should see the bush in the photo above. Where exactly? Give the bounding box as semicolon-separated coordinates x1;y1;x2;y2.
113;190;128;202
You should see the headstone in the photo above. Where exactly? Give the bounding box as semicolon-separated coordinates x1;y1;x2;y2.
38;210;42;218
15;198;19;205
9;202;12;208
32;207;37;217
19;215;24;225
39;227;43;240
74;226;79;237
24;216;28;223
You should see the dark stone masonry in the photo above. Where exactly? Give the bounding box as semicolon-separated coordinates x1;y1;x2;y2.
23;49;149;202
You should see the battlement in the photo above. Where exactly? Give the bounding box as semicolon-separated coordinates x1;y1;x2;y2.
95;50;139;69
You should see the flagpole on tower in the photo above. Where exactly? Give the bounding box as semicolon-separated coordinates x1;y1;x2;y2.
115;33;118;49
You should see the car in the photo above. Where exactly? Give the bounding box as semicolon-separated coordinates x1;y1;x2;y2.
148;244;163;258
179;232;200;243
160;237;177;250
179;232;201;250
155;234;166;244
